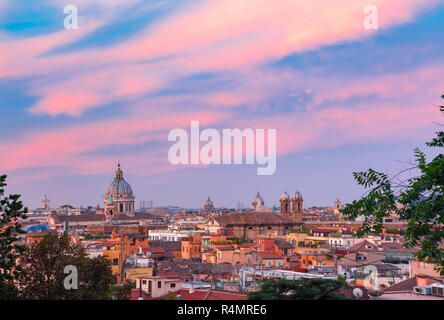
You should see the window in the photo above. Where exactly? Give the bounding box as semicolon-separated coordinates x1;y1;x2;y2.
113;258;118;266
309;261;313;265
142;280;147;285
170;283;176;288
268;227;272;230
249;227;253;230
158;281;162;289
119;203;124;212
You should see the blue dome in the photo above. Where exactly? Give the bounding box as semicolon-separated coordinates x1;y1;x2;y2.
24;224;51;232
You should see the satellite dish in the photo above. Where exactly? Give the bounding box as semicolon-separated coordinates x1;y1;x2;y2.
352;288;364;299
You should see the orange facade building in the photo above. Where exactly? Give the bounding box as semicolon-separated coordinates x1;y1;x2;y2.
181;235;202;259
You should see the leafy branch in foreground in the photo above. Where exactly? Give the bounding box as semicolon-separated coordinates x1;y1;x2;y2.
0;174;28;299
341;95;444;275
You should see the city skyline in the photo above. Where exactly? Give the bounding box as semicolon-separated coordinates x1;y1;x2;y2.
1;1;444;209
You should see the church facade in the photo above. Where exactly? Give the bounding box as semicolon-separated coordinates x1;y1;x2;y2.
203;191;304;239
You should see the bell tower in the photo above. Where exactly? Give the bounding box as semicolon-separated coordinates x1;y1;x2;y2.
280;192;291;217
42;195;51;210
291;191;303;223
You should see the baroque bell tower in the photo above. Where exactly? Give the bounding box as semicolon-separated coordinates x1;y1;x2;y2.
280;191;291;217
291;191;303;223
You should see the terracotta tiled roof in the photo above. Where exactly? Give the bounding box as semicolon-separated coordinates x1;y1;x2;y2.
130;289;152;300
143;247;164;254
274;239;293;249
341;251;385;267
351;240;377;252
259;252;283;259
384;277;417;293
379;243;417;253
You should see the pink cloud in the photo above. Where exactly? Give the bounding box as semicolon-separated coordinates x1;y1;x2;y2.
0;0;439;116
0;102;232;177
0;0;442;183
120;0;439;71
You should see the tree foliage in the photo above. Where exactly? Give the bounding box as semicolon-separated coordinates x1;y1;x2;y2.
20;233;116;300
0;174;28;299
341;96;444;275
247;278;349;300
110;281;133;300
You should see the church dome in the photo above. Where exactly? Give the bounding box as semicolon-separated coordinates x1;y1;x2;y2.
292;191;303;200
106;163;133;196
280;191;290;200
252;192;264;206
203;197;214;212
204;197;214;208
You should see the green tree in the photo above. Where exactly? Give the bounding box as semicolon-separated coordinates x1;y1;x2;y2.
79;255;115;299
0;174;28;300
20;233;115;299
110;280;133;300
247;278;349;300
341;96;444;275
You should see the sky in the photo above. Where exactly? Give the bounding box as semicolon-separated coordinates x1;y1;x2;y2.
0;0;443;210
